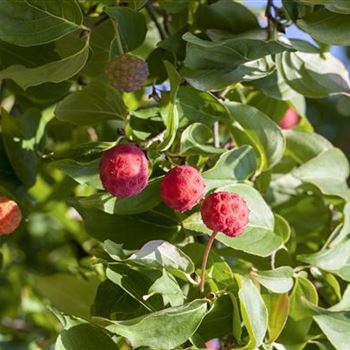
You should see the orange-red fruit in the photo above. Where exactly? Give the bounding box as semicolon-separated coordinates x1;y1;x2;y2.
201;192;249;237
107;54;149;92
160;165;205;213
0;197;22;235
279;108;300;129
99;144;148;198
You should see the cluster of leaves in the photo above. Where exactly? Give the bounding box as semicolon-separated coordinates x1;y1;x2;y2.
1;0;350;349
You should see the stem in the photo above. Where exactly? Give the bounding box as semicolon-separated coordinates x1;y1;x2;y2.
114;23;124;55
146;2;167;40
199;231;218;294
270;251;276;270
213;122;220;148
265;0;275;40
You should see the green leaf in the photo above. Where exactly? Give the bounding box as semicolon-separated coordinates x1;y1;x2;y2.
327;202;350;248
313;312;350;350
252;69;301;101
144;269;185;307
329;285;350;312
277;51;350;98
297;9;350;45
158;0;188;13
179;123;223;156
292;148;350;200
0;0;83;47
194;295;234;342
76;177;162;215
158;61;182;151
92;280;148;320
263;293;289;342
279;277;318;347
52;159;102;189
103;299;207;349
277;195;331;245
183;33;291;90
74;204;181;249
0;37;89;89
254;267;294;293
302;297;350;350
183;184;290;257
127;240;194;276
225;102;285;171
1;108;39;186
284;130;333;163
105;7;147;51
33;273;100;320
194;0;258;35
55;321;116;350
106;263;163;312
236;275;268;349
177;86;228;126
203;146;257;191
298;240;350;282
82;19;115;77
298;0;350;14
55;80;127;125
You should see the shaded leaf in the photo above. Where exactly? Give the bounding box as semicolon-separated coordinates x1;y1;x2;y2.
179;123;223;156
225;102;285;171
76;177;162;215
298;9;350;45
277;51;350;98
292;148;350;200
33;273;100;320
55;80;127;125
0;37;89;89
0;0;83;47
103;299;207;350
203;146;257;191
105;7;147;51
52;159;102;189
263;293;290;342
254;267;294;294
236;275;268;349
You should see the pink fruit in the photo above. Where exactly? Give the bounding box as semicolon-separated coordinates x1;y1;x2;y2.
99;144;148;197
0;197;22;235
279;108;300;129
205;338;221;350
160;165;205;212
201;192;249;237
107;54;149;92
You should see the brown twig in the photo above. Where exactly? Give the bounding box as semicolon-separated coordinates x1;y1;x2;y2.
146;2;167;40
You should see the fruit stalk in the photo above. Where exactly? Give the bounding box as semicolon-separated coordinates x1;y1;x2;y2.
199;231;218;294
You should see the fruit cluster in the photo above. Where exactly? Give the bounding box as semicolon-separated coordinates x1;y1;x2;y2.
99;143;249;237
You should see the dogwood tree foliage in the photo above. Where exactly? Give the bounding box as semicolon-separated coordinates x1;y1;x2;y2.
1;0;350;349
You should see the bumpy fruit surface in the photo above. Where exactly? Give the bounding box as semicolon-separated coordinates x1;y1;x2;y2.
107;54;149;92
201;192;249;237
279;108;300;129
160;165;205;212
99;144;148;198
0;197;22;235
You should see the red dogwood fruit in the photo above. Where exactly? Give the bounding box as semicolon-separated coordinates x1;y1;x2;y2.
0;197;22;235
99;144;148;197
279;108;300;129
160;165;205;212
201;192;249;237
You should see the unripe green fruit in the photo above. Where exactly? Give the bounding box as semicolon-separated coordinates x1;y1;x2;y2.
106;54;149;92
